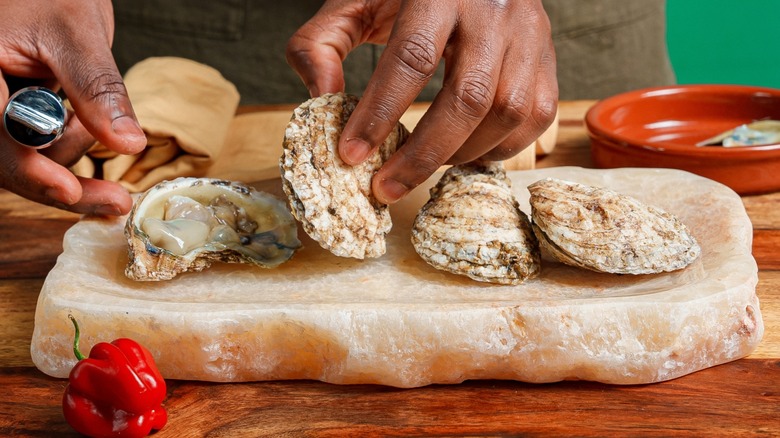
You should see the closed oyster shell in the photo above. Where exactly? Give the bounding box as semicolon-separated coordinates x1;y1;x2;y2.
528;177;701;274
411;162;541;284
280;92;408;259
125;177;301;281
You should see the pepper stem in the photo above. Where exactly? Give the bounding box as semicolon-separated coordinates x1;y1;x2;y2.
68;314;86;361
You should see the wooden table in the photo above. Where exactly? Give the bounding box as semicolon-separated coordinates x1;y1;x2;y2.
1;101;778;436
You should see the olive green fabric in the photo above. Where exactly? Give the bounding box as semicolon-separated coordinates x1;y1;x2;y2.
112;0;674;105
543;0;675;99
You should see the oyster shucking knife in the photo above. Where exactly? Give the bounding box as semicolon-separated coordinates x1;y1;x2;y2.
3;86;67;149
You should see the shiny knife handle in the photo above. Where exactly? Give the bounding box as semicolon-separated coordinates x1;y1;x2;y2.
3;87;67;149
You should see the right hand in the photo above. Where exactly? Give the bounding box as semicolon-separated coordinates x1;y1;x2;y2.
0;0;147;215
287;0;558;205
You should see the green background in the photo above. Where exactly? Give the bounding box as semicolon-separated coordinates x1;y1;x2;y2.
667;1;780;88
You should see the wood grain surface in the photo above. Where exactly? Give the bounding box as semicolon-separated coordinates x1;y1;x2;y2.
3;360;779;437
1;100;778;436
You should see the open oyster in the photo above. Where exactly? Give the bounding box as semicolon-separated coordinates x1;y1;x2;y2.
280;92;408;259
528;177;701;274
412;162;541;284
125;177;301;281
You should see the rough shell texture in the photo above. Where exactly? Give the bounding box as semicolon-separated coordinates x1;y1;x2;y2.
411;161;541;284
528;177;701;274
280;92;408;259
125;177;300;281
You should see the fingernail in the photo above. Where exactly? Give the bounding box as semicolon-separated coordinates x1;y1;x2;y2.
93;203;123;216
111;116;146;141
46;187;77;205
308;84;320;98
342;138;371;164
378;178;410;204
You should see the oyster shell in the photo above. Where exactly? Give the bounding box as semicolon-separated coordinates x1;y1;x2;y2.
528;177;701;274
696;120;780;147
280;92;408;259
125;177;301;281
411;162;541;285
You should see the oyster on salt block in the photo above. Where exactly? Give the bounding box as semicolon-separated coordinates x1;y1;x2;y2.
412;161;540;284
528;177;701;275
125;177;301;281
31;168;763;388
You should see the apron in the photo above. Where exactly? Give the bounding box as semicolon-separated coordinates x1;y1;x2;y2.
111;0;674;104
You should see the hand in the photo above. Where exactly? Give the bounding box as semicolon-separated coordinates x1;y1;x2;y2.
0;0;146;215
288;0;558;204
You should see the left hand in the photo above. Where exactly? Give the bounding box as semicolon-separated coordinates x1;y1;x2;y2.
0;0;146;215
287;0;558;204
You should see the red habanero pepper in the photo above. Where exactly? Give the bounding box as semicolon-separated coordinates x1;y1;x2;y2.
62;315;168;438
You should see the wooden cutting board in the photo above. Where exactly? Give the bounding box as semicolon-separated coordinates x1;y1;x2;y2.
30;167;763;388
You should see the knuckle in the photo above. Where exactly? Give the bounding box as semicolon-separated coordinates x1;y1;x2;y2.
285;32;313;64
398;146;444;184
285;37;302;63
89;69;128;101
370;98;404;127
72;65;128;103
533;96;558;129
350;97;407;147
452;72;494;119
390;32;440;81
493;91;533;127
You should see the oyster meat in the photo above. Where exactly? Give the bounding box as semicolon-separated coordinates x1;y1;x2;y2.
528;177;701;274
125;177;301;281
280;92;408;259
411;162;541;285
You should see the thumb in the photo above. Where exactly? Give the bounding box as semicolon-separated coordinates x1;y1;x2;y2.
51;44;146;155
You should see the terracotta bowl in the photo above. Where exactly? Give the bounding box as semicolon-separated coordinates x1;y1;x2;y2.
586;84;780;195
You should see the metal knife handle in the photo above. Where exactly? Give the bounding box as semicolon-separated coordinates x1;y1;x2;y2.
3;87;67;149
